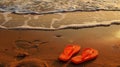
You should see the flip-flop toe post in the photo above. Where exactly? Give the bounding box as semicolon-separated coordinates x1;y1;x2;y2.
59;45;81;62
71;48;98;64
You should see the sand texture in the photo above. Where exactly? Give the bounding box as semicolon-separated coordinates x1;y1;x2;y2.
0;25;120;67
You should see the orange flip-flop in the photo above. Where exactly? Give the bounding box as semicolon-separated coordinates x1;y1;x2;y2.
71;48;98;64
59;45;81;61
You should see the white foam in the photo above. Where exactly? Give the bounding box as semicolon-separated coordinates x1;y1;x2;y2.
0;25;7;29
50;13;66;29
59;20;120;29
1;20;120;30
0;0;120;14
1;12;12;25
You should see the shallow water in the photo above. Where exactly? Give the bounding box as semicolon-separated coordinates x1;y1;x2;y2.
0;11;120;30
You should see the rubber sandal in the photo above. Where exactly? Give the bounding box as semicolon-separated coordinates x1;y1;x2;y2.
59;45;81;61
71;48;98;64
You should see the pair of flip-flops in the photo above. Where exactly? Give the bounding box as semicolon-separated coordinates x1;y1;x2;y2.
59;45;98;64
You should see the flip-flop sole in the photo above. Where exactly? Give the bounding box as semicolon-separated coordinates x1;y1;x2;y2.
59;45;81;61
71;48;98;64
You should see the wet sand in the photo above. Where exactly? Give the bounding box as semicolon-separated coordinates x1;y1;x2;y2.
0;25;120;67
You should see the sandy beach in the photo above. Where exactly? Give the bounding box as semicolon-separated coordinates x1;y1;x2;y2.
0;25;120;67
0;0;120;67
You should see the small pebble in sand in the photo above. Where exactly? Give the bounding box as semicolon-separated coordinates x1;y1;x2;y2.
55;35;62;38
